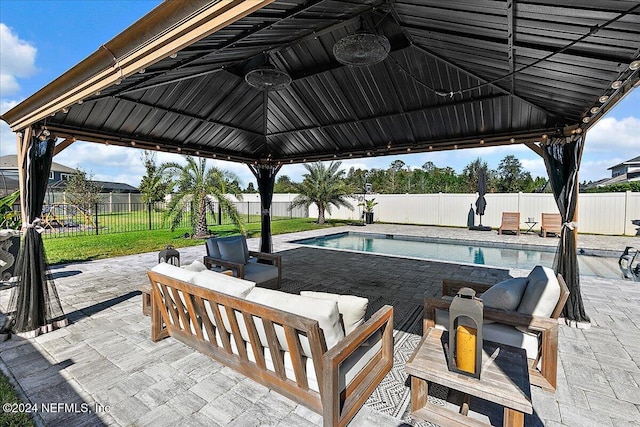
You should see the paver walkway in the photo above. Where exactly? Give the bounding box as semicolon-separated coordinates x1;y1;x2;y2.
0;224;638;426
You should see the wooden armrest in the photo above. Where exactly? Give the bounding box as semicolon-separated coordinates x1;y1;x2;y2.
322;305;394;426
424;297;558;332
249;251;282;267
442;279;493;297
203;256;245;277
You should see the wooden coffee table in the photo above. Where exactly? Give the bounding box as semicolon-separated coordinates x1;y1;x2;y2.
405;328;532;427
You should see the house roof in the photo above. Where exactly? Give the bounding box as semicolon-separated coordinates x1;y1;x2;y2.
0;155;77;174
1;0;639;166
48;180;140;193
607;155;640;170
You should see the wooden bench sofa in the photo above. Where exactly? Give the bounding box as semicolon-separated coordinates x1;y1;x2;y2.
424;266;569;392
147;262;394;427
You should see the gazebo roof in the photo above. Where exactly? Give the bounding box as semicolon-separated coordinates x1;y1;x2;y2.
2;0;639;165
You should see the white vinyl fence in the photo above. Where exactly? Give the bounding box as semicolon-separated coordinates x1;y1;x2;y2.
307;192;640;236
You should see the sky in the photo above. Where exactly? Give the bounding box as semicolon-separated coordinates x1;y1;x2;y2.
1;0;639;189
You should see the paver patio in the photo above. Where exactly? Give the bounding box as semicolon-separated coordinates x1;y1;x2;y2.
0;225;638;426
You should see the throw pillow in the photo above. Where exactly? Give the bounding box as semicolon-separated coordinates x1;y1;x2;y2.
218;238;248;264
246;287;344;356
300;291;368;335
517;265;560;318
181;259;208;272
480;277;528;311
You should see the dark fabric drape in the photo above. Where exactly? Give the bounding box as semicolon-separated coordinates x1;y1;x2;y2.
9;134;66;335
251;164;279;253
541;135;590;323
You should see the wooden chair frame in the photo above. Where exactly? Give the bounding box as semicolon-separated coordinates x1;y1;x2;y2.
541;213;562;237
498;212;521;235
147;271;394;427
423;274;569;392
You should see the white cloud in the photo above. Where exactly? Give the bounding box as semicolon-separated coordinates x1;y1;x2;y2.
0;23;37;98
585;117;640;152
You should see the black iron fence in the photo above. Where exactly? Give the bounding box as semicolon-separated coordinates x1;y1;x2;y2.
37;201;307;238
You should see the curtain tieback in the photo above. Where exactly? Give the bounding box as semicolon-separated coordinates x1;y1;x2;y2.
562;221;578;230
23;218;45;234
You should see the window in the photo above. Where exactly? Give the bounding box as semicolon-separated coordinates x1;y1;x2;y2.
49;171;55;179
60;173;70;181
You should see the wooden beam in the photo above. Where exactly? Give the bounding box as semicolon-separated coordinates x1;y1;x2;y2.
16;127;32;226
53;137;75;156
525;142;543;157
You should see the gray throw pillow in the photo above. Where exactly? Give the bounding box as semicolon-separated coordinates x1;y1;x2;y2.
481;277;528;311
218;238;247;264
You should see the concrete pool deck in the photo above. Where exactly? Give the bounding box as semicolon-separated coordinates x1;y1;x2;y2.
0;224;638;426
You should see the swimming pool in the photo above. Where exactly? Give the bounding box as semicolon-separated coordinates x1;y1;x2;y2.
295;232;621;279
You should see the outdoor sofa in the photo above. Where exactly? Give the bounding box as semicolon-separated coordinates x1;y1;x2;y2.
146;262;394;427
424;265;569;391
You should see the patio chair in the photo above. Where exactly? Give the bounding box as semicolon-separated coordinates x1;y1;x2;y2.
424;265;569;392
203;235;281;289
540;213;562;237
498;212;520;235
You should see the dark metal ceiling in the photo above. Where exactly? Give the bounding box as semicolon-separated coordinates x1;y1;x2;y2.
4;0;640;165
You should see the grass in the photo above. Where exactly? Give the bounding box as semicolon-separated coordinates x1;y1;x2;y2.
43;218;351;264
0;373;34;427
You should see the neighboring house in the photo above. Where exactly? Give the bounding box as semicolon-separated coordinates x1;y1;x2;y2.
583;155;640;189
0;155;139;194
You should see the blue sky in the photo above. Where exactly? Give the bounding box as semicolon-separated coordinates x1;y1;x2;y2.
1;1;638;188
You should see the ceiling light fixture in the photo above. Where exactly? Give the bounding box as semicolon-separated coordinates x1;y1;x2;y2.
170;53;178;59
630;59;640;71
245;63;292;91
611;80;623;89
590;106;601;114
333;31;390;67
598;95;609;103
582;117;590;123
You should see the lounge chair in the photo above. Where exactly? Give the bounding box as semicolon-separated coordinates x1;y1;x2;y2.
203;235;281;289
424;265;569;391
541;213;562;237
498;212;520;235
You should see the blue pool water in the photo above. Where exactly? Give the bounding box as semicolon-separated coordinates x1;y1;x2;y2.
295;232;620;279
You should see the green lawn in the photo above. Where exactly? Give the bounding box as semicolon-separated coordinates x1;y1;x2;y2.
0;373;34;427
43;218;351;264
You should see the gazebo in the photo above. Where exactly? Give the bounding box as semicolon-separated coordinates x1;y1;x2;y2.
2;0;639;333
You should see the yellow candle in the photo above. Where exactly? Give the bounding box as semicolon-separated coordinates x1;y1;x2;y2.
456;325;477;374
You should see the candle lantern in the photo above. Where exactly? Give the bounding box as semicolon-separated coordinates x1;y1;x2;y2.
158;245;180;266
448;287;483;379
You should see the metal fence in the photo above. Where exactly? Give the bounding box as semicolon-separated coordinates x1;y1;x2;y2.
38;201;307;238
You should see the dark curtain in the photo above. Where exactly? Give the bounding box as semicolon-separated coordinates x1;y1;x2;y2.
541;135;590;323
8;134;67;335
251;164;280;253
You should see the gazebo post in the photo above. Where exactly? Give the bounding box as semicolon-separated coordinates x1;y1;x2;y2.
249;164;281;253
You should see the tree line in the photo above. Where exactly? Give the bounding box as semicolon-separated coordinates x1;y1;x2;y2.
272;155;547;194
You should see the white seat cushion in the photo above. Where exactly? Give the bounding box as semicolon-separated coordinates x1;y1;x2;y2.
300;291;368;335
191;270;255;298
517;266;560;318
246;287;344;356
151;262;198;283
481;277;528;311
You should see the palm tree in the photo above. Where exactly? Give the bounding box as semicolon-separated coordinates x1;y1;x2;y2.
160;156;245;236
291;161;354;224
